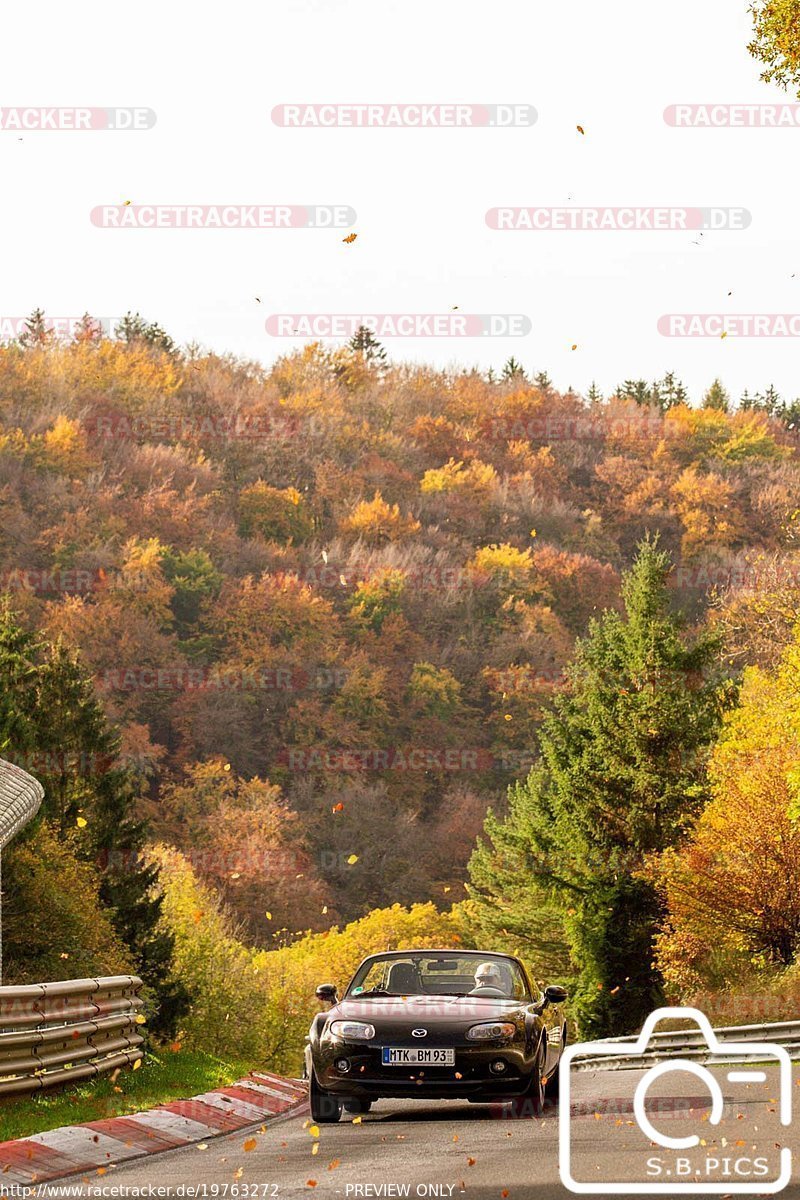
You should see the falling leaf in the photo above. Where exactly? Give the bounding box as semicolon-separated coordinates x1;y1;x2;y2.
328;1160;340;1171
135;1014;147;1025
60;952;70;959
265;911;272;920
453;1135;459;1142
76;816;88;828
322;905;328;914
467;1157;476;1167
332;802;344;813
223;763;232;772
571;344;578;351
352;1115;362;1124
133;1059;142;1070
576;125;585;135
243;1139;257;1152
309;1125;320;1138
234;1168;244;1180
343;233;358;244
311;1144;320;1156
322;550;328;563
721;332;728;339
123;200;132;207
443;886;451;893
169;1041;182;1052
502;1192;509;1198
347;854;359;865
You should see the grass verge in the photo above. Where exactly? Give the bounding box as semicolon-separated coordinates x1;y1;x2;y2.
0;1048;256;1143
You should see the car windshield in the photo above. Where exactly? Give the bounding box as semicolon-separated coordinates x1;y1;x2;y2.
346;953;530;1000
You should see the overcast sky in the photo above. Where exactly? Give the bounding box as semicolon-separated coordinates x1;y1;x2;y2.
2;0;798;404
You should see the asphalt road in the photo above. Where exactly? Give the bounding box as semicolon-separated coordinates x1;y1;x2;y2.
34;1065;800;1200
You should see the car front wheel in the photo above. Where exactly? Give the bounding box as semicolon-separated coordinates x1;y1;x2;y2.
309;1069;342;1123
519;1042;546;1115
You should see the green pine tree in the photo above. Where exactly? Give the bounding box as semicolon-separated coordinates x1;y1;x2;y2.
468;540;728;1036
702;379;730;411
502;357;527;382
659;371;688;410
18;308;52;348
0;605;188;1033
116;312;176;355
348;325;388;366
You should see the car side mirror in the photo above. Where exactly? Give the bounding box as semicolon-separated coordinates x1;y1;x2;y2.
315;983;338;1004
543;984;568;1006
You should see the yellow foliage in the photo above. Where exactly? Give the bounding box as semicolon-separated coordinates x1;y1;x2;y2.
466;543;534;589
420;458;497;495
339;491;421;545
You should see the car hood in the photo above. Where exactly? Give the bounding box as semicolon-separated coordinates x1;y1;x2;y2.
327;994;530;1030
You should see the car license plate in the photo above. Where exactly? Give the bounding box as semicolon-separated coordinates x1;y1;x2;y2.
381;1047;455;1065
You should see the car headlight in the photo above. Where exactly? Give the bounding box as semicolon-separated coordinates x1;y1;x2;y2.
466;1021;516;1041
329;1020;376;1040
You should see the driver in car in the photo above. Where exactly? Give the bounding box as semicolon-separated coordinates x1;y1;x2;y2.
469;961;507;996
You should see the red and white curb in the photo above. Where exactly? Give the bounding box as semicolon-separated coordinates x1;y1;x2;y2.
0;1071;307;1187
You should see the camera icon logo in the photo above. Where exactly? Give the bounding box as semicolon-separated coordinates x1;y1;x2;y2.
558;1006;793;1194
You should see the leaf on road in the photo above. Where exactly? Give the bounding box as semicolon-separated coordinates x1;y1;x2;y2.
243;1139;257;1152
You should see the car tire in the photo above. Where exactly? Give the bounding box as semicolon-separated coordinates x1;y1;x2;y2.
522;1043;546;1116
544;1065;559;1102
342;1098;373;1114
309;1069;342;1123
545;1027;566;1103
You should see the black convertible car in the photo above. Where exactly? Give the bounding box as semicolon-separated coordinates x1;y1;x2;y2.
304;949;567;1122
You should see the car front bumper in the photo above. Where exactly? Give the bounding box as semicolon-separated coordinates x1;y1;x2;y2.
313;1040;533;1100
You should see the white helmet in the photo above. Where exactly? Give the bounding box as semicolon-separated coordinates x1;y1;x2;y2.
475;961;502;985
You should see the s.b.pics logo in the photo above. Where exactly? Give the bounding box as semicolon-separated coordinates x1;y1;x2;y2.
559;1007;792;1194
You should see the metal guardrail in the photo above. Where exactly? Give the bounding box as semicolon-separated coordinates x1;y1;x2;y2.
0;755;45;984
0;976;144;1095
572;1019;800;1070
0;757;44;852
